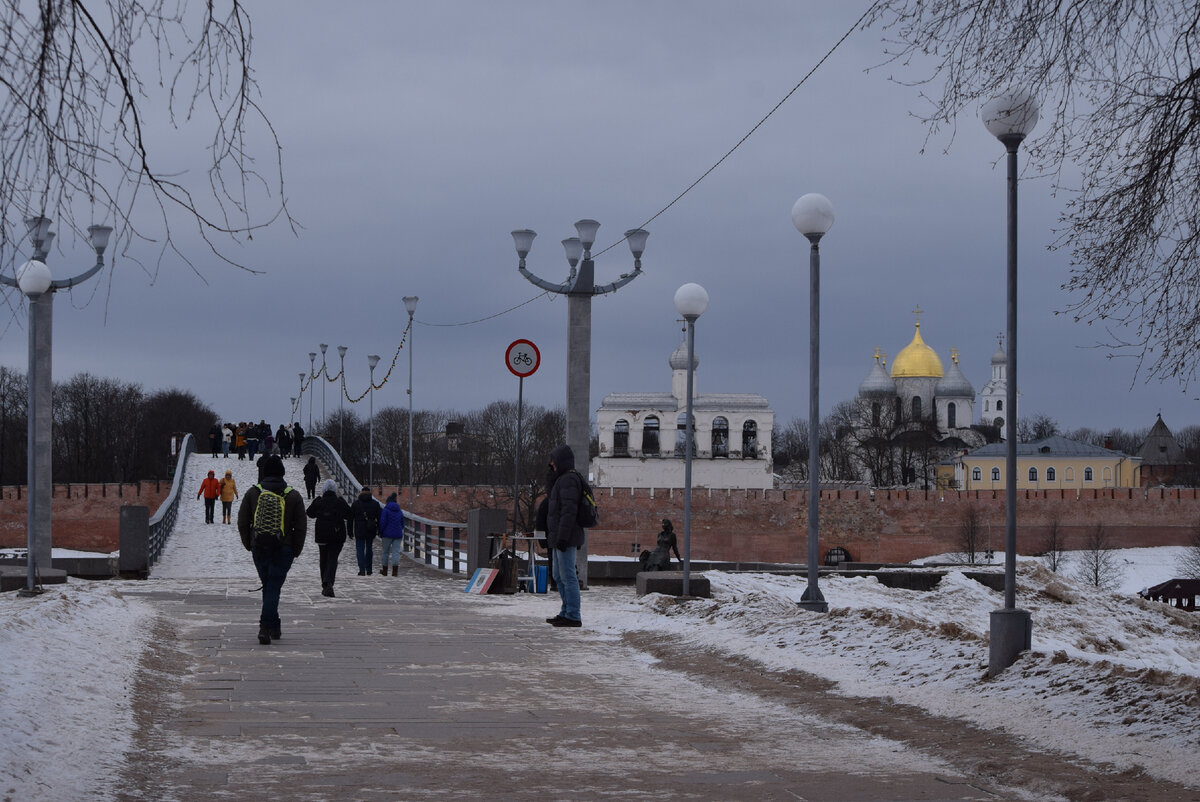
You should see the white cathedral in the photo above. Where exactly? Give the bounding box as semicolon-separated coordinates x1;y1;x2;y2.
854;310;1013;460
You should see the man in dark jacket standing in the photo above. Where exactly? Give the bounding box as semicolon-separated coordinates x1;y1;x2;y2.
350;486;382;575
545;444;585;627
239;455;307;645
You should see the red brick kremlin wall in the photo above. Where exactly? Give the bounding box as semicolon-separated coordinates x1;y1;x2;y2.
3;482;1196;562
0;483;171;553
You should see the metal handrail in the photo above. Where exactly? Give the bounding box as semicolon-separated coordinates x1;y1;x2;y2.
300;434;466;573
147;433;195;567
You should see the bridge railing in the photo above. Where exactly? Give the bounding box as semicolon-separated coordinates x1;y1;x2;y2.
147;433;195;568
300;434;467;574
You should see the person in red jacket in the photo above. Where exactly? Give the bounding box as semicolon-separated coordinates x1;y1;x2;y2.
197;469;222;524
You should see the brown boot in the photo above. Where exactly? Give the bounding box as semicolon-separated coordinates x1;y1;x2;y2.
392;565;398;577
379;565;387;575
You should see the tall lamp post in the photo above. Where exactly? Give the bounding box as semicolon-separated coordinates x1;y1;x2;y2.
367;353;380;487
0;216;113;594
297;372;305;424
982;90;1039;676
319;343;328;428
290;397;296;424
511;221;648;468
307;351;316;429
403;295;418;512
792;193;834;613
512;221;648;588
673;283;708;598
337;345;348;452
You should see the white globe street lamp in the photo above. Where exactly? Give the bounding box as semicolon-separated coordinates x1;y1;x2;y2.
792;192;834;613
0;217;113;594
983;90;1039;676
673;283;708;598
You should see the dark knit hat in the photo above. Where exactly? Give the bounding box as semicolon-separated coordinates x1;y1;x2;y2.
258;455;285;477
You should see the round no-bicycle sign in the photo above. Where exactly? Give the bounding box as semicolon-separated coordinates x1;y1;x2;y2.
505;339;540;378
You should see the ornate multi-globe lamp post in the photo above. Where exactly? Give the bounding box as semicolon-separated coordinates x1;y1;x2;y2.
982;90;1039;675
0;216;113;594
403;295;418;512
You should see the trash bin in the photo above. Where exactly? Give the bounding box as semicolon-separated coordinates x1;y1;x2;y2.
535;565;548;594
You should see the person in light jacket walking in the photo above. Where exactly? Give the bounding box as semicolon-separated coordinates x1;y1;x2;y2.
378;492;405;576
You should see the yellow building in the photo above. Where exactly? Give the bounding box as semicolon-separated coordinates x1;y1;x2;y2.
937;435;1142;490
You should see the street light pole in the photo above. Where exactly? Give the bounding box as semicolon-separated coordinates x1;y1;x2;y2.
337;345;347;453
674;283;708;598
0;217;113;594
512;222;648;588
792;193;834;613
307;352;316;429
982;90;1039;676
403;296;418;513
367;354;380;488
319;343;328;429
298;372;305;426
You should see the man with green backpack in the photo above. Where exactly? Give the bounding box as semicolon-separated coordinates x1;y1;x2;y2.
238;454;307;645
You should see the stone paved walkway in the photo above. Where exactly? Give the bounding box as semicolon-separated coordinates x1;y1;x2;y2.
114;561;1010;801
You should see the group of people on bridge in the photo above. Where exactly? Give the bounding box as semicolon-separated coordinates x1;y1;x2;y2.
208;420;306;461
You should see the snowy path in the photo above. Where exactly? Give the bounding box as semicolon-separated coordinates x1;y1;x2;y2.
152;452;343;582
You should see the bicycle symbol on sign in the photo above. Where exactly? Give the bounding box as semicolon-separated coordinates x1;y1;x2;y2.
512;352;533;367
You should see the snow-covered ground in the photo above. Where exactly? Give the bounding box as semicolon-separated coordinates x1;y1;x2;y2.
2;450;1198;798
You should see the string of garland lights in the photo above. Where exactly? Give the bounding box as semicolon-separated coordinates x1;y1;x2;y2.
291;319;412;421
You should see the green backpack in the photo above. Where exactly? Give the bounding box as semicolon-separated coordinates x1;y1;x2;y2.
252;484;291;552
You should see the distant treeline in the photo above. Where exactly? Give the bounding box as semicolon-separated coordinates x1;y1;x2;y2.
0;366;218;484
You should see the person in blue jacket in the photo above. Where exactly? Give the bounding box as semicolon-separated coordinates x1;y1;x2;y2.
378;492;406;577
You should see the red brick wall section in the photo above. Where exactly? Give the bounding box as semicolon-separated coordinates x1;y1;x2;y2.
0;483;171;552
4;482;1196;561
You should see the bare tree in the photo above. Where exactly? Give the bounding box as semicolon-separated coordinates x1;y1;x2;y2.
956;504;983;564
1017;414;1060;443
1040;514;1069;573
0;1;292;283
1075;523;1121;590
1176;519;1200;579
867;2;1200;388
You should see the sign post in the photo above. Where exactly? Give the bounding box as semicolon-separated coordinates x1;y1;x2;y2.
505;339;540;586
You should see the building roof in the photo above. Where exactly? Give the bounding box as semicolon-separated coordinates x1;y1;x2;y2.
891;323;944;378
1137;414;1187;466
858;351;897;397
599;391;771;413
935;350;974;397
965;435;1133;459
668;340;697;371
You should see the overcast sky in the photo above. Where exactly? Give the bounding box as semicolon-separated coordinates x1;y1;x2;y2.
0;1;1192;443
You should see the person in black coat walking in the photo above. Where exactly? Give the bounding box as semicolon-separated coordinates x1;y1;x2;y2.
302;456;320;499
307;479;352;597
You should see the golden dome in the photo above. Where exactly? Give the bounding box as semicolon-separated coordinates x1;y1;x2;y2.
891;323;944;378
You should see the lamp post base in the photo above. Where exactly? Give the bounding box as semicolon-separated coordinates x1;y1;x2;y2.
988;608;1032;677
798;585;828;613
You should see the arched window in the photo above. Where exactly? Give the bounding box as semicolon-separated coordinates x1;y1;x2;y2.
871;401;881;427
1046;467;1056;481
894;397;902;422
613;419;629;457
1066;467;1075;481
991;467;1001;481
984;400;990;412
972;467;982;481
1084;467;1094;481
642;416;659;456
1103;466;1112;483
947;402;957;429
711;416;729;457
996;399;1004;411
1028;467;1038;482
742;420;758;459
911;396;922;421
675;412;694;457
